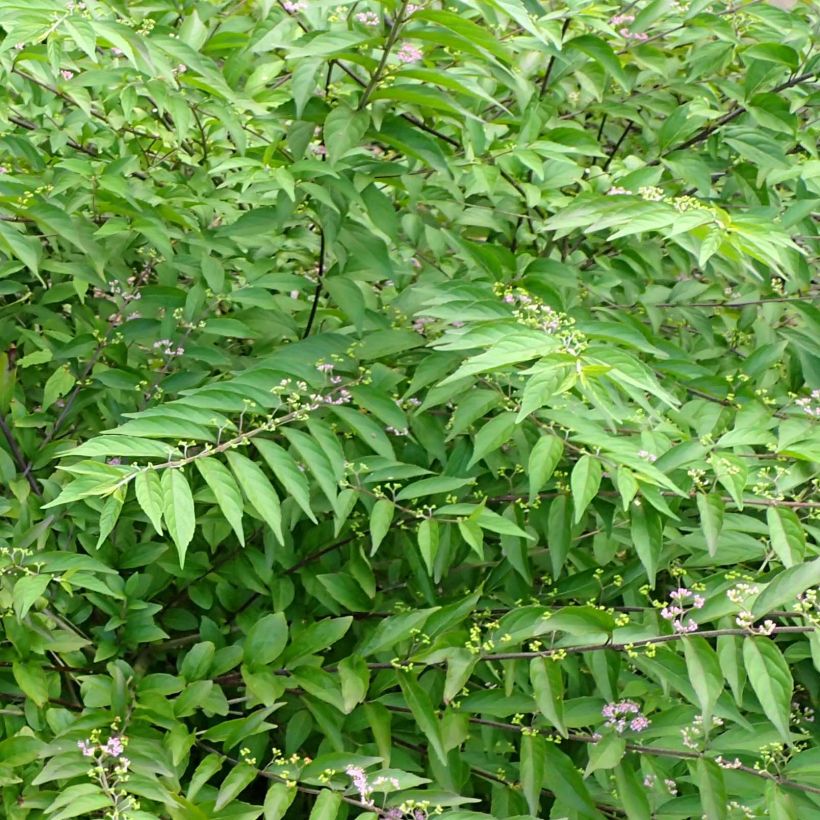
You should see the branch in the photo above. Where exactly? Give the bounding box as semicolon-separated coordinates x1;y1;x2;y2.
302;227;326;339
357;0;409;110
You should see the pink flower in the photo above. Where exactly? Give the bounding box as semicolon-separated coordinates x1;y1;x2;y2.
60;70;74;80
77;740;95;757
396;43;422;64
0;166;7;174
356;11;379;26
282;0;306;11
103;736;124;757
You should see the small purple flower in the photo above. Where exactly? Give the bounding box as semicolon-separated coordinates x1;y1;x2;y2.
396;43;422;64
60;69;74;80
282;0;307;10
630;716;650;732
355;11;379;25
77;740;95;757
103;736;124;757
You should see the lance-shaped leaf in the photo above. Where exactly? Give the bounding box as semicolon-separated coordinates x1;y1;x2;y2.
226;451;283;543
162;469;196;567
196;457;245;546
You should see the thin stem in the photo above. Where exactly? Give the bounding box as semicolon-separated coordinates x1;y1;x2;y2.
302;228;326;339
358;0;410;110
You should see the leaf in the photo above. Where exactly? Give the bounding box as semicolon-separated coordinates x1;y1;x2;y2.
264;783;297;820
743;637;793;742
161;469;196;567
358;608;439;656
683;637;724;731
467;411;517;468
570;456;601;522
254;439;317;522
566;35;629;89
631;503;662;588
369;498;394;555
528;435;564;502
766;506;805;568
226;451;283;543
42;366;75;412
396;475;473;501
214;763;257;811
753;558;820;617
530;657;567;737
308;790;342;820
323;105;369;164
519;732;545;816
338;656;370;713
245;613;288;667
697;493;724;557
696;758;727;820
12;662;48;707
547;495;572;579
135;470;164;533
398;672;447;765
95;488;124;549
542;743;598;814
418;518;439;575
584;732;626;776
13;574;50;619
196;458;246;545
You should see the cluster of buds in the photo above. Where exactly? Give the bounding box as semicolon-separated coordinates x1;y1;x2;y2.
659;587;704;633
601;700;651;734
681;714;723;750
795;389;820;418
495;286;587;355
794;588;820;627
152;339;185;358
355;10;379;25
396;43;423;64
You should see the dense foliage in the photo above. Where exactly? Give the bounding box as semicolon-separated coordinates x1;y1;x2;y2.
0;0;819;817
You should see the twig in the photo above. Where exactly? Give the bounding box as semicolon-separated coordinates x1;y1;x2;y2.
302;228;326;339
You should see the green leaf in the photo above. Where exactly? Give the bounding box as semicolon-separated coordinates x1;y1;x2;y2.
398;672;447;765
214;763;257;811
530;657;567;737
631;503;662;588
766;506;805;568
338;655;370;713
584;732;625;776
696;758;727;820
753;558;820;617
13;574;50;619
683;636;724;731
245;612;288;667
697;493;724;557
12;662;48;707
161;469;196;567
467;412;517;468
264;783;298;820
369;498;394;555
570;455;601;522
547;495;572;579
527;435;564;502
543;743;598;814
196;458;246;545
95;488;124;548
743;637;793;742
253;439;317;523
226;451;283;543
308;789;342;820
323;105;369;164
418;518;439;575
519;732;545;816
135;469;164;533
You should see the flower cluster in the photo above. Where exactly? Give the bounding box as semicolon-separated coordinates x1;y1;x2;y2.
282;0;307;10
637;449;657;463
681;714;723;749
795;588;820;627
397;43;423;64
795;389;820;417
660;587;704;633
619;28;648;41
152;339;185;358
356;11;379;26
602;700;651;733
76;730;137;816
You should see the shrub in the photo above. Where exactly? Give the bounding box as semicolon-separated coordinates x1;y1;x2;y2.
0;0;818;817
